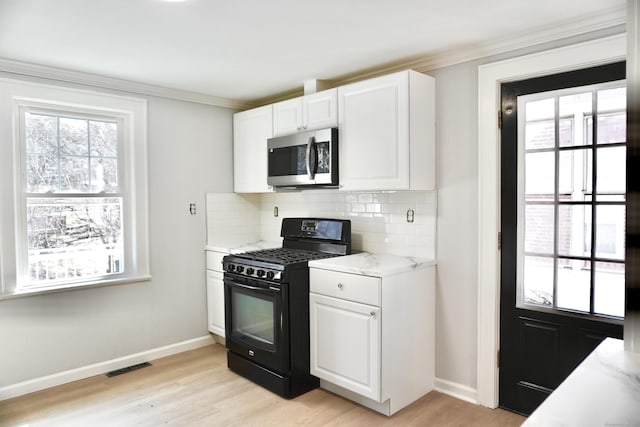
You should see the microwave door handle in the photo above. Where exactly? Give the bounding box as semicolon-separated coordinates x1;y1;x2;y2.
306;136;315;180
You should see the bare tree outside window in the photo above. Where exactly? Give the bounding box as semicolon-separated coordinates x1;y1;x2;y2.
23;111;123;287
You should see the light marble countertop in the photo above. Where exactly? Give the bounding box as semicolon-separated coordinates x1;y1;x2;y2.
205;240;280;254
308;252;436;278
523;337;640;426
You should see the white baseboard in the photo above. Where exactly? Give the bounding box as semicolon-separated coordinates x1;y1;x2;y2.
434;377;478;404
0;335;216;401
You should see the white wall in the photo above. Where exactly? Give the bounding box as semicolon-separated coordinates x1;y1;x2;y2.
0;76;234;388
429;62;480;390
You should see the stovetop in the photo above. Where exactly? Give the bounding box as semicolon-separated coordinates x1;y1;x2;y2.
235;247;339;265
223;218;351;282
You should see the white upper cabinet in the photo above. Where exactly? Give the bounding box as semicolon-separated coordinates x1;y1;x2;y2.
338;70;435;191
273;88;338;136
233;105;273;193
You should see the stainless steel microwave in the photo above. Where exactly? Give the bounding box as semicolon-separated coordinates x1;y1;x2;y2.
267;127;338;189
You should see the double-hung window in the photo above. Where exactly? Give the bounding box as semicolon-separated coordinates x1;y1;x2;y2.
0;78;150;296
20;109;124;288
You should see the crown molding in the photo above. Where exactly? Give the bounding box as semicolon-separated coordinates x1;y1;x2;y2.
0;57;254;110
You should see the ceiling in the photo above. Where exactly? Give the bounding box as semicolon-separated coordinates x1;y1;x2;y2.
0;0;627;105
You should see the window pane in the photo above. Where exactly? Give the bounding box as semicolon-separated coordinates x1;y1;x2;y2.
25;113;57;154
556;258;590;312
26;155;58;192
594;262;625;317
559;119;573;147
525;120;554;149
558;150;575;194
525;98;554;121
596;146;626;194
525;152;554;196
59;156;89;192
558;204;590;258
598;87;626;112
524;204;554;254
523;256;554;306
559;92;592;117
59;117;88;156
596;205;625;260
89;120;118;157
559;92;591;149
597;113;626;145
91;158;119;192
26;197;123;286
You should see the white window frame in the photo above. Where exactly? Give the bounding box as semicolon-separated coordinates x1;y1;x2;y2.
0;78;150;298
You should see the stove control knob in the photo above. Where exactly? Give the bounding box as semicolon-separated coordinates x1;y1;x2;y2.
256;270;265;278
236;266;244;273
227;264;235;272
266;271;275;280
246;268;255;276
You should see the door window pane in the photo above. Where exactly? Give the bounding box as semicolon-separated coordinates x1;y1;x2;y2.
556;258;590;312
525;98;554;121
523;256;554;307
596;146;626;194
525;152;555;196
524;205;554;254
525;120;555;149
594;262;625;317
558;204;590;258
595;205;625;260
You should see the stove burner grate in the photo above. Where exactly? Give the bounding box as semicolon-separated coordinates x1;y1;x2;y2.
238;248;338;265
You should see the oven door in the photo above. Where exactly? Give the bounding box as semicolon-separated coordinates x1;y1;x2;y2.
224;275;289;374
267;128;338;188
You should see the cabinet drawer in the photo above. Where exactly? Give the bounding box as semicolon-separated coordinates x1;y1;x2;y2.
206;251;226;272
310;268;380;306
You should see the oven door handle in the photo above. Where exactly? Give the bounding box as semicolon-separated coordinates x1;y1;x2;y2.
225;279;280;295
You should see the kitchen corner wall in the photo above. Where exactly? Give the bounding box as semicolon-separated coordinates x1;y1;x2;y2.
206;190;436;259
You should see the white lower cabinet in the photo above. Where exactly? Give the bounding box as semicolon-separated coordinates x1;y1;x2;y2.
309;264;435;416
206;250;226;337
309;293;380;400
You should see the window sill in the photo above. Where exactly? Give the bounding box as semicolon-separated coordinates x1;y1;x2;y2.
0;275;152;301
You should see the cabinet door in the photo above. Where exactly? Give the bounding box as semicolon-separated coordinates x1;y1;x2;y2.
338;72;409;191
304;88;338;131
206;270;225;336
273;98;303;136
310;293;380;401
233;105;273;193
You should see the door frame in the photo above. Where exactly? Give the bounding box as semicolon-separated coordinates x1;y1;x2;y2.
476;33;626;408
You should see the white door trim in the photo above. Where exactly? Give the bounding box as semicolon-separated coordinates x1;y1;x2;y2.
476;33;626;408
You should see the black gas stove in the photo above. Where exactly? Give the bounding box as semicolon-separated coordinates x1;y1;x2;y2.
222;218;351;398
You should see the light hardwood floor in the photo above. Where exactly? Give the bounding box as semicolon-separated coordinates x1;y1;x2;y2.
0;344;525;426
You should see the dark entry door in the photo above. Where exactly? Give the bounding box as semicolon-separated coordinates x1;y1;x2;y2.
499;62;626;415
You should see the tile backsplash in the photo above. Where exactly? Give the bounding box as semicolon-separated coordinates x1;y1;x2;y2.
206;190;436;259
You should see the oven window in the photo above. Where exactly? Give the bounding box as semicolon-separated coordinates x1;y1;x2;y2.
232;291;275;345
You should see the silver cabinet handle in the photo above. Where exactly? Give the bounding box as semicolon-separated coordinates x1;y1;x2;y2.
337;283;343;289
